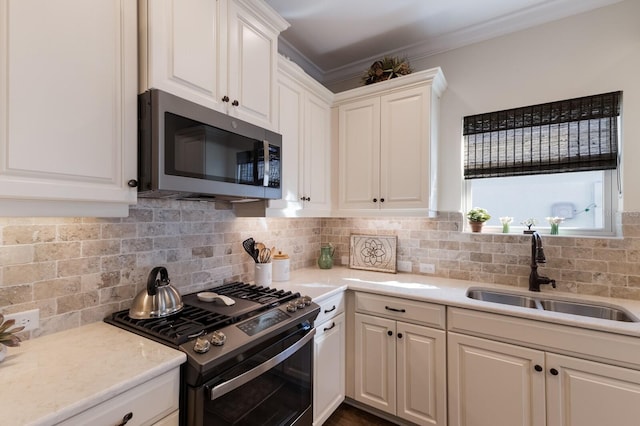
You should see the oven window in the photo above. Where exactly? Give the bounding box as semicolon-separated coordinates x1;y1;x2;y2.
203;332;312;425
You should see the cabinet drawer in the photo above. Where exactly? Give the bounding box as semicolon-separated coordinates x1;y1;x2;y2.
355;292;445;329
315;292;345;325
58;368;180;426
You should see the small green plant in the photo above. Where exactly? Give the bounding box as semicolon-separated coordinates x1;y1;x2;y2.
0;313;25;347
467;207;491;223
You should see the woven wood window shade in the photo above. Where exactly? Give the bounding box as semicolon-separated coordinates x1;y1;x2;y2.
463;91;621;179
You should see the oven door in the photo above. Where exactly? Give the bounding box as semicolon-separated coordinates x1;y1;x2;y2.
199;325;314;426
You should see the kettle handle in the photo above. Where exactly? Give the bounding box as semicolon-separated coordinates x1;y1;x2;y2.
147;266;169;296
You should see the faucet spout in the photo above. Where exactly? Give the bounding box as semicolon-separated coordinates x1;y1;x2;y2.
529;231;556;292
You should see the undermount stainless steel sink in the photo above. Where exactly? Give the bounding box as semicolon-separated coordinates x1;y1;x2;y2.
539;299;637;322
466;289;539;309
466;288;639;322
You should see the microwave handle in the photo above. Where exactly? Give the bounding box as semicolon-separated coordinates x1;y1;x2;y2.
262;140;269;187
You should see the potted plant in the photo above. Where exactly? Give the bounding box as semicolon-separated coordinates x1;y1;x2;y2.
0;313;25;362
467;207;491;232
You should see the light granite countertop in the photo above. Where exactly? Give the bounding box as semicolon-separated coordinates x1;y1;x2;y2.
0;322;185;426
5;266;640;425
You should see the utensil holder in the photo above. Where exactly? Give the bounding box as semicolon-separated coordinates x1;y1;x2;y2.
255;263;272;286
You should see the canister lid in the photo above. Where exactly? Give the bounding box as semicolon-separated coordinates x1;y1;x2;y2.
273;250;289;260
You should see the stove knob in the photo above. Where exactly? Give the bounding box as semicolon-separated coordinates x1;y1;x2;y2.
302;295;312;306
286;302;297;312
210;331;227;346
295;298;306;309
193;336;211;354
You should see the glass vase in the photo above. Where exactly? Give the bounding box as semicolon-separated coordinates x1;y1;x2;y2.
550;223;559;235
502;223;510;233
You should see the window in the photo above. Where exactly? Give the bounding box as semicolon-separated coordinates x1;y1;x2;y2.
463;91;621;235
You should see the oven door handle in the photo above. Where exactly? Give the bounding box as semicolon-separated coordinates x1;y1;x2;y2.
209;328;316;400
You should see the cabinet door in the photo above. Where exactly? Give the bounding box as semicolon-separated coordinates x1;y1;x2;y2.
313;313;346;426
355;313;396;415
546;353;640;426
338;97;381;210
227;0;278;129
276;75;304;206
397;322;446;426
142;0;227;112
380;85;431;210
303;93;331;212
0;0;137;216
448;333;546;426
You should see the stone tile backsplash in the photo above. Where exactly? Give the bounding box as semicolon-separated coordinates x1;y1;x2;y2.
3;200;640;338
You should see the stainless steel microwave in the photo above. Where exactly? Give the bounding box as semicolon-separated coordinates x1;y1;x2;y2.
138;89;282;201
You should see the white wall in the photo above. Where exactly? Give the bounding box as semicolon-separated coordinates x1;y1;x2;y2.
415;0;640;212
334;0;640;213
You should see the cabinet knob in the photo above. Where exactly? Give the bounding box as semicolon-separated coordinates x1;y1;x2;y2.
380;198;385;203
397;333;403;339
534;364;543;372
232;100;239;107
116;412;133;426
550;368;559;376
127;179;138;188
222;95;230;102
373;198;378;203
387;330;393;336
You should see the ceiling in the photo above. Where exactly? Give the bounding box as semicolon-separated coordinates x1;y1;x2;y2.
264;0;623;85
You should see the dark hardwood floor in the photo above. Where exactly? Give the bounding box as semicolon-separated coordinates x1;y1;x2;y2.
323;404;399;426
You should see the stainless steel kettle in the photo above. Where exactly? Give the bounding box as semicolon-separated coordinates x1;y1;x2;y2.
129;266;184;319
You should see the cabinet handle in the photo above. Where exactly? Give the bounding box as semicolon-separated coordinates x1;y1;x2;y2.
232;100;239;107
385;306;406;313
115;412;133;426
324;305;336;314
550;368;559;376
397;333;403;339
534;364;543;372
323;322;336;332
373;198;378;202
222;95;229;102
380;198;385;203
387;330;393;336
127;179;138;188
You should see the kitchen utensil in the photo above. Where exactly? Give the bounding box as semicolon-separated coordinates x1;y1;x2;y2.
129;266;184;319
258;247;272;263
197;292;236;306
242;238;259;263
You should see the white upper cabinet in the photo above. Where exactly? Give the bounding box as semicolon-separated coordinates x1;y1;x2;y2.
140;0;288;130
335;68;446;216
0;0;137;217
268;57;333;216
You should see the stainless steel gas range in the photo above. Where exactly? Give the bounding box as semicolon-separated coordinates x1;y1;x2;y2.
106;281;319;426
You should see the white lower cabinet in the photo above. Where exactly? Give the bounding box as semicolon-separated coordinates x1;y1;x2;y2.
448;308;640;426
58;368;180;426
354;293;446;426
313;292;346;426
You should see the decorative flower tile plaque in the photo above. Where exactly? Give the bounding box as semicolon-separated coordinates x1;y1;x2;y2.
349;234;397;273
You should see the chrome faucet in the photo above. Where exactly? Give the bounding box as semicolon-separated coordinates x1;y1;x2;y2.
529;231;556;292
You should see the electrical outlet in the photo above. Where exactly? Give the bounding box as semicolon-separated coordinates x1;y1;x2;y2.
5;309;39;332
419;263;436;274
397;261;412;272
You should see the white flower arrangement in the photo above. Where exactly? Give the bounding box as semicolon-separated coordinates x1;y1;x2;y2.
499;216;513;233
545;216;565;225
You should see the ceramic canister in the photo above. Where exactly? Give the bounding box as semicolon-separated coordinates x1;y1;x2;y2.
272;251;290;281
